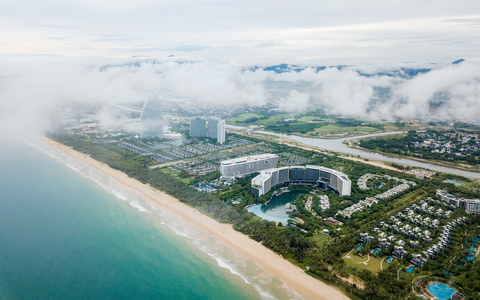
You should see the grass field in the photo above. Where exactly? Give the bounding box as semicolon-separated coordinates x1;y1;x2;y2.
297;116;327;122
310;234;330;246
228;112;387;138
229;113;264;123
343;252;384;273
228;113;290;125
160;167;192;184
264;123;381;137
312;124;379;135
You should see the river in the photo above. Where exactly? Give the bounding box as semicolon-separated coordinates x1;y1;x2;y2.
226;125;480;179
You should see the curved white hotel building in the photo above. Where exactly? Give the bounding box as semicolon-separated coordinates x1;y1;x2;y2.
251;165;351;197
220;154;278;179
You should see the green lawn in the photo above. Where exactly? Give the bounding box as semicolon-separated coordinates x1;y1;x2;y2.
313;124;379;135
229;113;264;123
310;234;330;246
229;113;291;125
343;252;384;273
160;167;192;184
160;167;179;176
297;116;327;122
180;178;191;184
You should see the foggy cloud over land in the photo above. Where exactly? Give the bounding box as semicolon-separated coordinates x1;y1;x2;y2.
0;57;479;135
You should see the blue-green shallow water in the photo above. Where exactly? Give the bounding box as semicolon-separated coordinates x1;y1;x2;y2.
427;282;456;300
248;192;301;225
0;135;267;300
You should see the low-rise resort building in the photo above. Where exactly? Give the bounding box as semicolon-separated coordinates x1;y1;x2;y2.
220;154;278;179
436;189;480;214
251;165;351;197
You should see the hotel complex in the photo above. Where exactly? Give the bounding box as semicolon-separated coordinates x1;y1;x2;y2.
220;154;278;178
190;116;225;144
251;165;351;197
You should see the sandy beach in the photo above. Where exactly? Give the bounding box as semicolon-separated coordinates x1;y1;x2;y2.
44;138;350;300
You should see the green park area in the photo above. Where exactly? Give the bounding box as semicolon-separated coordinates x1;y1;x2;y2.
228;111;384;138
310;233;331;246
343;252;384;274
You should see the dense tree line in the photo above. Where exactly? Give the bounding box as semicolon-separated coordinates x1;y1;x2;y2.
359;130;480;166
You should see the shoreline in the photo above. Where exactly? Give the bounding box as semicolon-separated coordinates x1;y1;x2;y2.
44;138;350;300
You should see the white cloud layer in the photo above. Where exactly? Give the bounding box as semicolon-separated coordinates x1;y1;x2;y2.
0;58;479;135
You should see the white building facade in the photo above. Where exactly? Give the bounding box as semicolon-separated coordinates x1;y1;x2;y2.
189;116;225;144
220;154;278;179
251;165;351;197
208;117;225;144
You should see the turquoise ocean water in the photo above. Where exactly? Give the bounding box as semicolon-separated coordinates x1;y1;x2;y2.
0;134;299;300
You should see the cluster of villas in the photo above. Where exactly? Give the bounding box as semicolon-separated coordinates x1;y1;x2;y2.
318;194;330;210
357;196;467;268
304;194;329;219
337;175;416;218
118;141;151;155
436;189;480;214
423;217;466;260
358;174;391;190
219;154;351;197
411;132;480;156
337;198;379;218
360;234;409;261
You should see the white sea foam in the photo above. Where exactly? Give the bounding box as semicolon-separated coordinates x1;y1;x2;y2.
167;224;192;238
129;201;148;212
65;162;81;173
282;282;304;300
109;189;128;201
253;285;277;299
209;254;251;285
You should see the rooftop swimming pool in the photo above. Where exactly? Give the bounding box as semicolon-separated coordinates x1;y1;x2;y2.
427;282;457;300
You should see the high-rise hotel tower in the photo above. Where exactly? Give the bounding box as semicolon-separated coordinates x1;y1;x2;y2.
140;94;164;138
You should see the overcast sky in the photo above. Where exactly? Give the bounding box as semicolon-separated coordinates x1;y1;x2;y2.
1;0;480;64
1;0;480;135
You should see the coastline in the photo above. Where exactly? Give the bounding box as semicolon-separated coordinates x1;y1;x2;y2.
44;137;350;300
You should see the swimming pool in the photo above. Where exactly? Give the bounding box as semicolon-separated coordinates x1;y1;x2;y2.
427;282;457;300
444;179;465;186
247;192;302;225
247;204;290;225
